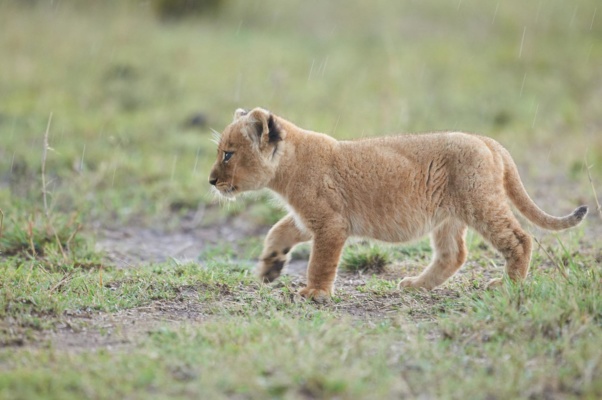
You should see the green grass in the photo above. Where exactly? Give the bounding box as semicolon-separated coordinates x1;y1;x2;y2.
0;256;600;399
1;0;601;398
341;243;391;273
0;206;100;270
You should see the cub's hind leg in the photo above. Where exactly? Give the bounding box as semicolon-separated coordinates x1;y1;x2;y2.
469;203;532;288
258;214;311;283
399;218;467;290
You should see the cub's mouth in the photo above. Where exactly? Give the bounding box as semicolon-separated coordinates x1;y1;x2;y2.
213;183;238;199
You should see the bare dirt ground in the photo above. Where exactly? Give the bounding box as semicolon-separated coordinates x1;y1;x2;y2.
95;213;268;268
47;288;209;351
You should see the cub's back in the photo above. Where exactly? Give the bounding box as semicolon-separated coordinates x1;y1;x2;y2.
335;132;494;171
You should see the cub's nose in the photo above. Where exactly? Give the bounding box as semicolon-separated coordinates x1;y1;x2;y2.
209;177;218;186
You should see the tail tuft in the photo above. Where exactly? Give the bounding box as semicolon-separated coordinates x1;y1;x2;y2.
573;205;589;221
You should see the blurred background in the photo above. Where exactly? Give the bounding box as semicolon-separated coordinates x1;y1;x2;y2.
1;3;601;397
1;0;601;225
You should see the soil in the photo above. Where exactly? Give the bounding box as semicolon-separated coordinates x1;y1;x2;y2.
95;213;268;268
47;288;209;352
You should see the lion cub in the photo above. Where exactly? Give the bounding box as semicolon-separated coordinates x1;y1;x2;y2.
209;107;588;302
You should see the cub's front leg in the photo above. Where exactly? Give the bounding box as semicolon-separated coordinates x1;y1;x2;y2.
298;228;347;303
258;214;311;283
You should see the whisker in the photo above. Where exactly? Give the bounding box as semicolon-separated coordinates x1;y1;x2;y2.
210;128;222;146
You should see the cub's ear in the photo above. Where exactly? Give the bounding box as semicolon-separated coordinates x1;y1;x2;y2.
245;108;282;145
233;108;248;121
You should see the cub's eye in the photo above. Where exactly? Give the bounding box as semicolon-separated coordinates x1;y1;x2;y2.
223;151;234;163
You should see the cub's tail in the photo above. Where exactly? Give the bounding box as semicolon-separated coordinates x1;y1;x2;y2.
497;145;588;230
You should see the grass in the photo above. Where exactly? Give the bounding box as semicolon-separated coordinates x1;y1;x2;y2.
341;243;391;273
0;206;100;269
0;256;600;399
1;0;601;398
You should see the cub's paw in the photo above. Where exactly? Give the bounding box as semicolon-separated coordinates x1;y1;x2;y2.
298;287;332;303
397;276;433;290
257;251;288;283
485;278;504;290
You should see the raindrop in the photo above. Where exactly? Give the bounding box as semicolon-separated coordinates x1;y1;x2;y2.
518;27;526;58
171;155;178;182
111;164;117;188
234;73;242;102
590;7;597;31
519;73;527;97
586;43;593;62
492;2;499;25
532;103;539;129
535;0;543;24
319;56;329;77
10;116;16;139
80;144;86;172
307;59;315;82
193;147;201;174
331;114;341;136
569;6;578;28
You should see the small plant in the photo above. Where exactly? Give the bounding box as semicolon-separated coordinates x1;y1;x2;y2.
357;276;398;295
340;244;390;274
0;208;102;271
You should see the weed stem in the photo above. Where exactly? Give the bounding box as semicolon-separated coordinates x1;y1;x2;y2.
42;113;53;217
532;236;569;281
585;154;602;219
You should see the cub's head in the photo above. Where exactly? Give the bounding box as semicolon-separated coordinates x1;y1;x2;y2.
208;107;283;199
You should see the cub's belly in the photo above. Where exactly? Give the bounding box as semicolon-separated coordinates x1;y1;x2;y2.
348;213;439;243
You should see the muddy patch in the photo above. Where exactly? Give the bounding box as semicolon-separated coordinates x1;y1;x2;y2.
95;218;268;268
40;287;210;352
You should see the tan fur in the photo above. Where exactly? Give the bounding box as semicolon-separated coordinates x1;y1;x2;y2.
209;107;588;302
